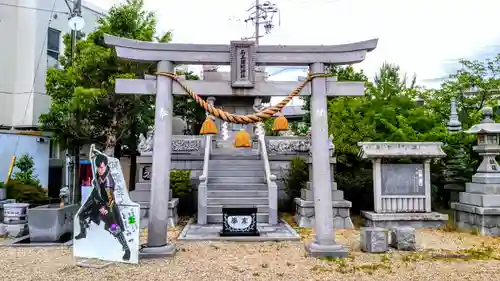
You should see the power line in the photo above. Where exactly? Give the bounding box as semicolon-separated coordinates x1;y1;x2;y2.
241;0;280;42
0;2;69;14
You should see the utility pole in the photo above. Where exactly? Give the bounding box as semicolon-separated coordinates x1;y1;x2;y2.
66;0;84;65
65;0;85;204
242;0;279;44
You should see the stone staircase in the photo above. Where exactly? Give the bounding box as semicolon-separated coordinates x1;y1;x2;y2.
206;148;270;224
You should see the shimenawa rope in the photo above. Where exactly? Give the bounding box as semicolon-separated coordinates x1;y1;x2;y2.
155;72;325;124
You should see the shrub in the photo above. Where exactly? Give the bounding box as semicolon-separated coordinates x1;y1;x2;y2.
170;169;194;215
5;180;48;203
170;170;192;196
12;153;41;187
283;156;309;200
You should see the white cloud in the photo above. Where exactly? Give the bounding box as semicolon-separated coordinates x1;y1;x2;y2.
90;0;500;86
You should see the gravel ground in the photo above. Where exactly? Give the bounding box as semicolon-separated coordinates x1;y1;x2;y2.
1;217;499;281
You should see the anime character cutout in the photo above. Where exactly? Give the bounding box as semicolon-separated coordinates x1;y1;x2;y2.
74;148;131;261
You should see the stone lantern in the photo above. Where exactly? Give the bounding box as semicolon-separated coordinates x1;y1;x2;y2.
451;107;500;235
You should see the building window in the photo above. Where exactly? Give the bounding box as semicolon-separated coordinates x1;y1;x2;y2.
47;28;61;68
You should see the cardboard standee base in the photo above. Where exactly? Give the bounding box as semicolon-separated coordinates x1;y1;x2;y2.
75;258;114;269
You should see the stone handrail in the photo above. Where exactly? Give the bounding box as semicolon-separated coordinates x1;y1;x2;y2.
197;135;212;224
258;135;278;225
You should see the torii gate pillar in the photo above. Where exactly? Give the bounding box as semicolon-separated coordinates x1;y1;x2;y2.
104;35;378;258
306;62;346;256
142;60;176;256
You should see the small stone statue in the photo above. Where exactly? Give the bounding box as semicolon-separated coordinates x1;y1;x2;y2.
59;186;70;208
328;135;335;157
329;135;335;150
253;97;265;138
138;127;154;154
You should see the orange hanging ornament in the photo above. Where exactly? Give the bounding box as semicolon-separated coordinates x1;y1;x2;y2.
272;113;289;132
200;117;218;135
233;129;252;148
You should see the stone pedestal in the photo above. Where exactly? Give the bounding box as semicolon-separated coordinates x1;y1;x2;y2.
294;182;354;229
139;193;179;228
167;198;179;228
452;182;500;235
451;107;500;236
294;152;353;229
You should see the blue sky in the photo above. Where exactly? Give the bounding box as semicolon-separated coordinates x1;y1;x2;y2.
94;0;500;89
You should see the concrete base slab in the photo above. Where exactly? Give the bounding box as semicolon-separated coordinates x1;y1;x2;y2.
361;211;448;229
76;259;114;269
305;241;349;258
178;218;300;241
139;243;176;258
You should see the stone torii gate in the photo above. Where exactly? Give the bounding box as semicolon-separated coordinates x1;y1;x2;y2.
104;35;378;258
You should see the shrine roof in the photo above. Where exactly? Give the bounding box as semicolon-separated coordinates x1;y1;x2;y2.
358;142;446;159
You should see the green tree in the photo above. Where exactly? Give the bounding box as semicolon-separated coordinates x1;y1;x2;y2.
40;0;171;156
300;65;368;127
12;154;41;187
319;63;448;211
426;55;500;130
172;70;206;134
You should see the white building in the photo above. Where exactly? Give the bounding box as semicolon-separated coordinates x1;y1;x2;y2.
0;0;107;127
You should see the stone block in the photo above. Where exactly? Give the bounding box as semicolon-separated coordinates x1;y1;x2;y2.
294;198;354;229
0;223;6;236
306;181;313;189
138;198;179;228
459;192;500;207
472;173;500;184
6;223;28;238
338;207;350;218
301;189;314;201
466;182;500;194
390;227;416;251
332;190;344;201
452;203;500;236
361;211;448;229
301;188;344;201
0;199;16;222
168;198;179;228
360;227;389;253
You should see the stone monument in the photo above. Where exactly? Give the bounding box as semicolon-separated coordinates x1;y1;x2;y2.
294;136;354;229
359;142;448;228
444;97;467;204
452;107;500;235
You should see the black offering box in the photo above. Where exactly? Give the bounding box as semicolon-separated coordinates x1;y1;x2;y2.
220;207;260;236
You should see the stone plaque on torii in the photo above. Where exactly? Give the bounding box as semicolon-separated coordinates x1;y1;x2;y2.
104;35;378;258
